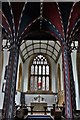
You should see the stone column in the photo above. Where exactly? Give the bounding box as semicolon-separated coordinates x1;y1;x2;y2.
67;49;76;114
0;50;2;89
2;44;19;119
0;24;2;89
76;35;80;107
62;42;73;118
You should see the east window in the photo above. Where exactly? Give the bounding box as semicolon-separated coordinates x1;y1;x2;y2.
29;54;51;92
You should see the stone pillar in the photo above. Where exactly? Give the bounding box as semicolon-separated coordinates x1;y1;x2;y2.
2;44;19;119
0;51;2;89
76;35;80;106
62;42;73;118
67;50;76;114
0;17;2;89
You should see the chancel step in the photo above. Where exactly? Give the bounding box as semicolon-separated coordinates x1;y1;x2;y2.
24;115;53;120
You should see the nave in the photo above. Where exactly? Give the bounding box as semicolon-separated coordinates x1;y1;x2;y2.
0;1;80;120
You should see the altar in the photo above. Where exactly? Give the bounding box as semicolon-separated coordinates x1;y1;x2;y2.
31;102;47;111
30;95;47;112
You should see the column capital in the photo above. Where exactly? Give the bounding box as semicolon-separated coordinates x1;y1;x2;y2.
62;42;72;57
10;43;20;51
2;38;20;51
77;40;80;52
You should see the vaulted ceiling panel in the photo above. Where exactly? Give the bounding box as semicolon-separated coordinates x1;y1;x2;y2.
49;41;55;46
2;2;13;31
24;54;28;59
55;44;60;52
43;2;64;39
47;46;53;52
42;19;63;41
20;40;61;63
18;2;40;36
58;2;73;35
11;2;24;32
2;15;11;35
41;43;47;48
47;51;52;56
67;2;80;40
23;49;26;56
20;43;25;50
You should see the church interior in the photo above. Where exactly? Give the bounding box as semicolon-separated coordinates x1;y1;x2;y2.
0;1;80;120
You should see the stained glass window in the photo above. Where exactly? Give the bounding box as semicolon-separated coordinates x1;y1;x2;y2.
46;65;49;75
39;66;41;75
30;76;34;91
42;76;45;91
35;65;38;74
29;54;50;92
34;76;37;91
38;77;41;90
31;65;34;75
43;65;45;75
46;76;49;91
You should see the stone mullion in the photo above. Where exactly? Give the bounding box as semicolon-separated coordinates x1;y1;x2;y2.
62;43;73;119
67;51;76;114
2;44;19;119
